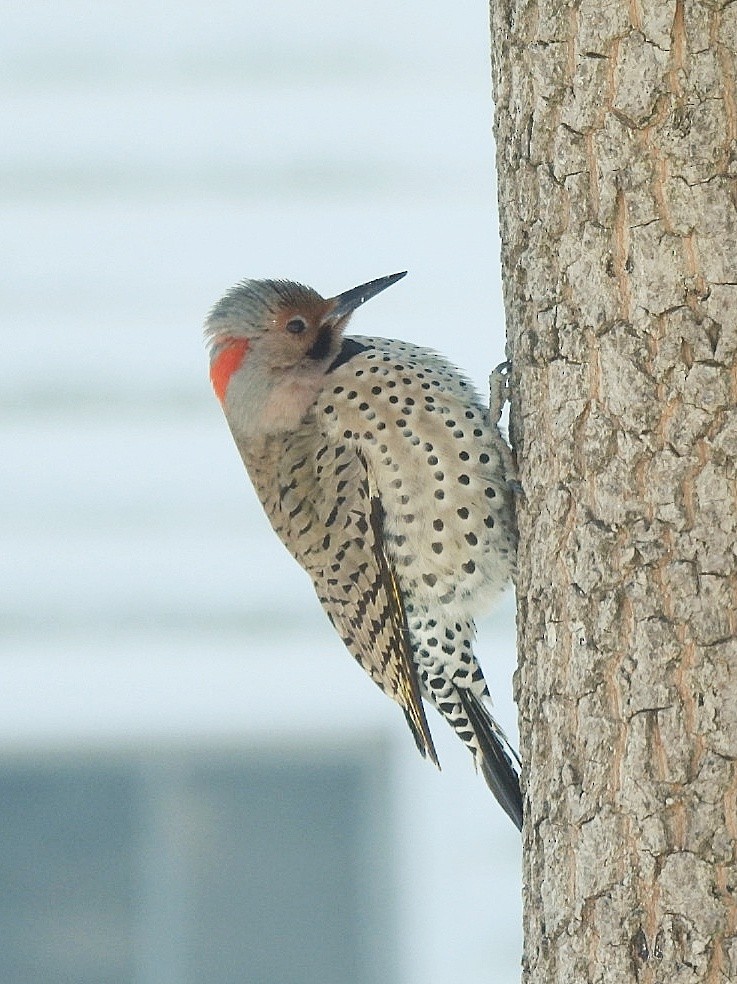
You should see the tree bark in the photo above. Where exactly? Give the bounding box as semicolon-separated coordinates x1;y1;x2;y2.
489;2;737;982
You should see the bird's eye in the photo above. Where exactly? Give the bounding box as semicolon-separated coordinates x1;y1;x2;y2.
285;318;307;334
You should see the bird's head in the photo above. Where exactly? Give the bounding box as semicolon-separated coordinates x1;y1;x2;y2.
205;272;406;439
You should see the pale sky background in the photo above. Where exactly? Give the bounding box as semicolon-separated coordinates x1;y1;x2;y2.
0;3;521;982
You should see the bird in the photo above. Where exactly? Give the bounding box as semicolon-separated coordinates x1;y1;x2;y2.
205;271;522;829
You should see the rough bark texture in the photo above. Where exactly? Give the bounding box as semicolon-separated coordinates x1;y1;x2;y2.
488;2;737;982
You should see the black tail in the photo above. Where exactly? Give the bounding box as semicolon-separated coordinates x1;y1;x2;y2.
459;689;523;830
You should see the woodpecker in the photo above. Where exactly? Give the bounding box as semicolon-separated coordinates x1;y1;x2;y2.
205;272;522;829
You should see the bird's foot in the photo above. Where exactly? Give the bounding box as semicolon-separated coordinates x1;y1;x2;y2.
489;361;512;426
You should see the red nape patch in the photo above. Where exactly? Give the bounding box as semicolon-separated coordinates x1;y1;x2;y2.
210;338;250;402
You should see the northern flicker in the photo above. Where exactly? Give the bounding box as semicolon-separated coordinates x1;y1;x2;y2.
205;272;522;829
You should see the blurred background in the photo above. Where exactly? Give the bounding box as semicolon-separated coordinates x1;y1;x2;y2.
0;2;521;982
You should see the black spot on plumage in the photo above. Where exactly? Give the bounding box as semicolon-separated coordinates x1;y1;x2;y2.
325;504;339;526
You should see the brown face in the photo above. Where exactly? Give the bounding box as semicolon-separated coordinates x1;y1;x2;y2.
207;273;407;406
259;296;342;370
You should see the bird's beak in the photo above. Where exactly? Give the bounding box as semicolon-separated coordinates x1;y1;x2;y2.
329;271;407;322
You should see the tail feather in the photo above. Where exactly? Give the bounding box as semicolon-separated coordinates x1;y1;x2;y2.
459;689;523;830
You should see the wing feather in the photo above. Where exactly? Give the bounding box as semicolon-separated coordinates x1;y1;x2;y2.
237;427;438;765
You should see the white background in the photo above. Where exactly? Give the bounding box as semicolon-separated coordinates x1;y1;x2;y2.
0;3;522;981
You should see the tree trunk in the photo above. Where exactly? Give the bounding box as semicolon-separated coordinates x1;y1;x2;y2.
489;2;737;981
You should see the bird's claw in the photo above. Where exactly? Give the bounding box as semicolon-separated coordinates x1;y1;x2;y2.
489;361;512;425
